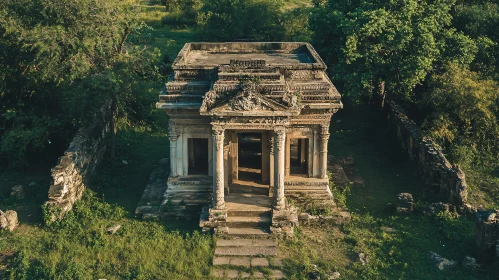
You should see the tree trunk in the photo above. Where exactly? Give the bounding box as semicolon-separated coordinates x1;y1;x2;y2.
378;80;386;110
110;98;118;159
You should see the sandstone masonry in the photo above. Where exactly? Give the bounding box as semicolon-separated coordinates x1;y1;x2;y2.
45;103;113;218
385;101;468;209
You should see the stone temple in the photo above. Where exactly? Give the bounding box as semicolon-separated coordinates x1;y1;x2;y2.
154;42;342;235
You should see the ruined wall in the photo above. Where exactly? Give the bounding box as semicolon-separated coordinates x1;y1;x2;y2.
385;101;468;209
45;103;112;217
475;210;499;263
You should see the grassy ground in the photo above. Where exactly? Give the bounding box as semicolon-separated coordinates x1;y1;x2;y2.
1;2;498;279
279;109;498;280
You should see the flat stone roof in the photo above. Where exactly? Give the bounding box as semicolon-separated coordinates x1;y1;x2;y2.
184;52;313;65
172;42;326;69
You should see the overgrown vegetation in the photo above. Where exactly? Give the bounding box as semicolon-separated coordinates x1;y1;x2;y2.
280;111;497;279
310;0;499;208
1;0;499;278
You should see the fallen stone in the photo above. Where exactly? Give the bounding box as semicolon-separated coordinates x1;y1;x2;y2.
462;256;480;269
396;193;414;214
425;202;453;216
428;251;457;270
328;272;341;279
309;270;321;280
380;226;397;233
10;185;25;200
0;210;18;231
106;224;121;235
359;252;369;265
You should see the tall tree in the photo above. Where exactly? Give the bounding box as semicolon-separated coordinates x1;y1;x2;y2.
309;0;476;103
0;0;146;168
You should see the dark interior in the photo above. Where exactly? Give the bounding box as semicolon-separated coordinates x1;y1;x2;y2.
188;138;208;175
290;138;308;175
238;133;262;182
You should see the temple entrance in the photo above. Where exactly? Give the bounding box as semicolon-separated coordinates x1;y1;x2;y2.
237;133;262;182
230;132;269;195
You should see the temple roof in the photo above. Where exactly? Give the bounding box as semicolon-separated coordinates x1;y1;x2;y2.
157;42;342;115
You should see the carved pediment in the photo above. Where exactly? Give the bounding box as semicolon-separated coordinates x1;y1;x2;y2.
200;80;301;116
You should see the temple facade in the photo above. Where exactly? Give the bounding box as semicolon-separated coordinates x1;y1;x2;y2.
157;42;342;233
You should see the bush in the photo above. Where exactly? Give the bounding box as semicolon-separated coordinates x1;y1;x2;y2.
162;0;203;26
198;0;285;41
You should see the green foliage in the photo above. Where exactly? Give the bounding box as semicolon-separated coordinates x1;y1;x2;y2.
0;0;161;169
162;0;203;26
198;0;286;41
4;189;213;279
422;64;499;166
310;0;476;101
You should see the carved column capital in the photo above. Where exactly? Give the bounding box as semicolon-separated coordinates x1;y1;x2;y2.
320;123;330;135
212;126;225;137
273;126;286;152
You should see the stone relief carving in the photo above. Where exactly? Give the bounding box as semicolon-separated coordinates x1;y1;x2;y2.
229;59;266;69
229;91;265;111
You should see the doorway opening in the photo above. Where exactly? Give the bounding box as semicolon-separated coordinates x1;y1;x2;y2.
188;138;208;175
237;133;262;182
290;138;308;175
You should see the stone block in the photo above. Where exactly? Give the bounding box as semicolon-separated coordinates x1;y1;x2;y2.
396;193;414;214
428;251;457;270
0;210;18;232
251;257;269;267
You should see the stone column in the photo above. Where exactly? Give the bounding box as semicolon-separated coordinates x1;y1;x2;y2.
212;126;225;210
319;124;330;179
273;127;286;210
168;125;178;177
269;133;274;189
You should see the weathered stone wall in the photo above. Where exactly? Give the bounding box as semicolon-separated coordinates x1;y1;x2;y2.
45;103;112;217
385;101;468;209
475;210;499;263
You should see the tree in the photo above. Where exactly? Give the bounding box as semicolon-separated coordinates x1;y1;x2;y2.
422;64;499;166
198;0;285;41
309;0;475;104
0;0;152;168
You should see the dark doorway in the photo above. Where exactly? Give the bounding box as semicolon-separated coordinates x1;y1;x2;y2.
188;138;208;175
237;133;262;182
290;138;308;175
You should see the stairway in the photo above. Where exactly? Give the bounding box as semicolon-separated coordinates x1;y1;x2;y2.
211;193;285;279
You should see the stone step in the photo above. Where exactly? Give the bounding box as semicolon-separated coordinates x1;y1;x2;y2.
216;238;277;247
215;245;277;257
211;268;284;279
226;216;271;228
227;209;271;217
213;256;272;267
284;185;330;191
227;227;271;237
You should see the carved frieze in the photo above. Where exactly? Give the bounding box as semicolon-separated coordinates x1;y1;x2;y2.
229;59;266;69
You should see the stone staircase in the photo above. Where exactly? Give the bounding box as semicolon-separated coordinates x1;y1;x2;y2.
211;194;285;279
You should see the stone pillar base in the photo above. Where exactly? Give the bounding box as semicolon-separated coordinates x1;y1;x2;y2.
271;205;298;238
199;206;227;233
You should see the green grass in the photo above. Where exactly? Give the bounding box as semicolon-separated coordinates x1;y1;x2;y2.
279;109;498;279
0;117;215;279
